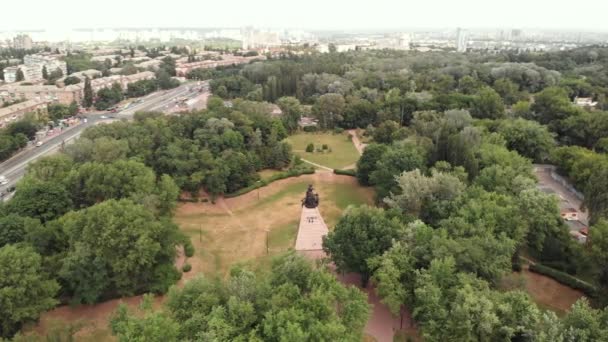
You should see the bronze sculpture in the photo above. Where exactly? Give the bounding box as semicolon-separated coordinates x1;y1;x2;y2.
302;184;319;208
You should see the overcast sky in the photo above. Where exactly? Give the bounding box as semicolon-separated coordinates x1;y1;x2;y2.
3;0;608;32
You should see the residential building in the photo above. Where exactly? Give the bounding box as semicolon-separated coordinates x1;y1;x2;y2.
2;54;67;83
574;97;598;108
0;84;82;105
174;55;263;77
0;99;48;127
3;66;20;83
456;28;468;52
13;34;33;50
0;71;155;106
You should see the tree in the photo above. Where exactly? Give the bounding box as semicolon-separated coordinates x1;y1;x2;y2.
471;86;505;119
369;145;427;200
0;245;59;338
276;96;302;133
313;93;345;129
496;118;556;162
15;68;24;82
58;199;181;304
590;220;608;300
42;65;48;80
356;143;388;186
110;294;180;342
492;78;520;105
83;76;94;108
7;178;73;223
531;86;580;126
323;206;404;286
585;166;608;225
0;214;42;247
385;169;465;221
373;120;400;144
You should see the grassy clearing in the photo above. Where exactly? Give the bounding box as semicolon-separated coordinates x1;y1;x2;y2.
173;176;374;276
499;269;584;316
285;132;360;169
258;169;283;181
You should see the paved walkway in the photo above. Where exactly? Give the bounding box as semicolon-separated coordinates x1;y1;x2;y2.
534;165;588;225
300;158;334;171
295;207;328;251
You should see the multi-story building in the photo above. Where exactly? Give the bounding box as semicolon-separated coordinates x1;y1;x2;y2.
175;55;263;77
0;71;156;106
0;84;82;106
13;34;33;50
3;66;20;83
2;54;67;83
456;28;468;52
0;99;48;128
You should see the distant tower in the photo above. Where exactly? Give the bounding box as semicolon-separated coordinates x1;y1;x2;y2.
398;33;411;50
456;28;468;52
13;34;33;50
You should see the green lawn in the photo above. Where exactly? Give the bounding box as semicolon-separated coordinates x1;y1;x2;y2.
285;132;360;169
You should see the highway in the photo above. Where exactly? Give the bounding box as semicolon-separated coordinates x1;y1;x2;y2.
0;83;208;199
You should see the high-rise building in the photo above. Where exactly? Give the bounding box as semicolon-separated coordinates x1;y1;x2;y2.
13;34;33;50
456;28;468;52
398;33;411;50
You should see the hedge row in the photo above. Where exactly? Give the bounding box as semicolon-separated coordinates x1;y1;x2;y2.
529;263;597;297
178;198;209;203
225;166;315;198
333;169;357;177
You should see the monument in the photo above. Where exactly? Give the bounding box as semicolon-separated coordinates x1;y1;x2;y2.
302;184;319;208
295;184;328;257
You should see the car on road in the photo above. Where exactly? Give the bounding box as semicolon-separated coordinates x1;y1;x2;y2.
0;176;8;185
100;115;108;119
36;141;43;147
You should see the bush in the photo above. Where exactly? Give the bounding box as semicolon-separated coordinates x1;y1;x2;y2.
178;198;198;203
322;144;329;150
224;166;315;198
333;169;357;177
303;126;317;132
306;143;314;153
529;263;597;297
182;263;192;272
184;241;195;257
333;127;344;134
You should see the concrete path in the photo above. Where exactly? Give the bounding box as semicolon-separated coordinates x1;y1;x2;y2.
300;158;334;171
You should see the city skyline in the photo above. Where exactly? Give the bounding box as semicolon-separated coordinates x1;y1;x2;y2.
3;0;608;32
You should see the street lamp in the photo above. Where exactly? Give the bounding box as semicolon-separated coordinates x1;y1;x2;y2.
257;180;261;201
264;228;270;255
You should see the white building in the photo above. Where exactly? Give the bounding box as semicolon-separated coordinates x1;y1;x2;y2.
456;28;468;52
2;54;67;83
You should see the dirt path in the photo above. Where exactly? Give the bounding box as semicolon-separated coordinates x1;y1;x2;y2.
348;129;367;155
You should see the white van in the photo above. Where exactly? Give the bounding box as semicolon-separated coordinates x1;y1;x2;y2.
0;176;8;185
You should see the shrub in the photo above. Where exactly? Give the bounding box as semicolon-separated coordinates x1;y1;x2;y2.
182;263;192;272
333;127;344;134
322;144;329;150
306;143;314;153
184;241;195;257
303;126;317;132
224;166;315;198
529;263;597;297
334;169;357;177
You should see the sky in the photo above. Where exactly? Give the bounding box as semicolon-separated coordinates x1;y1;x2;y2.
3;0;608;32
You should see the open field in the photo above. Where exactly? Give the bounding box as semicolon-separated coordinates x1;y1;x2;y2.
174;172;374;276
499;269;585;316
28;172;373;340
285;132;360;169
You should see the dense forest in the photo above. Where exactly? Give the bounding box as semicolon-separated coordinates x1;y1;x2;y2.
3;46;608;340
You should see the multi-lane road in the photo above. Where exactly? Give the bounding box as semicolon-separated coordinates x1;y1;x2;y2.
0;83;208;199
